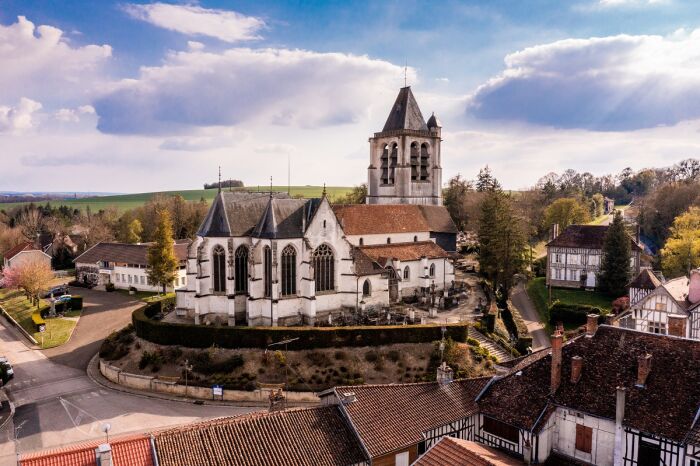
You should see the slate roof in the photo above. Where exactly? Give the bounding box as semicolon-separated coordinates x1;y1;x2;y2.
478;326;700;443
415;437;522;466
359;241;449;264
20;433;154;466
546;224;642;251
197;191;320;239
3;241;37;260
74;241;190;266
334;378;491;458
332;204;457;235
426;112;441;129
628;268;662;290
152;406;367;466
382;86;429;133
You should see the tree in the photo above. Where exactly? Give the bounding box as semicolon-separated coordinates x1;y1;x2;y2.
591;193;605;218
442;175;473;230
475;166;501;192
543;198;591;231
2;258;54;308
598;211;632;297
660;207;700;277
477;191;527;292
334;184;367;204
147;209;179;293
17;206;43;241
126;219;143;244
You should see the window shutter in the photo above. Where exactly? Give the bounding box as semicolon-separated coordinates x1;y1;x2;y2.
575;424;592;453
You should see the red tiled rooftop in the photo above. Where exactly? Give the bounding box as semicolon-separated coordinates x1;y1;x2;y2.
20;433;154;466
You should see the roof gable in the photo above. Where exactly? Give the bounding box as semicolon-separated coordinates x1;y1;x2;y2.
629;268;662;290
3;241;35;260
382;86;429;133
74;241;190;266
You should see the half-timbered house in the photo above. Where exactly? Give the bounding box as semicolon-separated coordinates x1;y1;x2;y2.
546;224;641;289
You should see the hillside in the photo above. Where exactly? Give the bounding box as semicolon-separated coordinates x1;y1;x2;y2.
0;186;353;212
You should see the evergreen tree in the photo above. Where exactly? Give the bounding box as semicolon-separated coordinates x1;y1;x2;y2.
598;211;632;297
442;175;473;230
147;209;179;294
478;191;527;292
476;166;501;192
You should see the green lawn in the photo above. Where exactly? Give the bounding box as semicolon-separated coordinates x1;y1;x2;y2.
0;288;79;348
527;277;613;331
0;186;354;212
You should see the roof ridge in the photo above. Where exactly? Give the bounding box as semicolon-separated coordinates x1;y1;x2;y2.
20;433;150;459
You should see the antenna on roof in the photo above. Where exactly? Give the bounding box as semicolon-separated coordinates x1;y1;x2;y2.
404;59;408;87
218;166;222;193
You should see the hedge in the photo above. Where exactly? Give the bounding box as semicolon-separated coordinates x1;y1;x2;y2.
133;306;470;350
70;295;83;311
549;301;606;327
503;300;532;353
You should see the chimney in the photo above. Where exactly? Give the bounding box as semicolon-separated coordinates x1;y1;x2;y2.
95;444;113;466
551;333;563;393
586;314;598;337
570;356;583;384
689;269;700;304
437;361;454;385
550;223;560;241
636;353;652;387
613;386;626;466
340;392;357;404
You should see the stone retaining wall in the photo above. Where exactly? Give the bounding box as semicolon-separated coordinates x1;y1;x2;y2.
99;359;319;404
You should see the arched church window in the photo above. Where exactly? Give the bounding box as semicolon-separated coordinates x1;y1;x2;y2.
429;263;435;277
403;266;410;280
389;143;398;185
413;235;418;242
380;144;390;184
234;246;248;293
362;279;371;297
263;246;272;298
313;244;335;292
410;142;419;181
212;245;226;293
281;245;297;296
420;143;430;181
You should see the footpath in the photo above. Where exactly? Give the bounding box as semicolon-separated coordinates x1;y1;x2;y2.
510;279;551;351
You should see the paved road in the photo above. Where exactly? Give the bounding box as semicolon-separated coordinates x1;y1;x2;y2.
0;289;258;464
510;280;550;351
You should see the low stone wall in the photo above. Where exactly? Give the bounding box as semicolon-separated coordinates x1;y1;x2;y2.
99;359;319;404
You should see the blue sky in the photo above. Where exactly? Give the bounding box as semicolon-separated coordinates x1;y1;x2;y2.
3;0;700;192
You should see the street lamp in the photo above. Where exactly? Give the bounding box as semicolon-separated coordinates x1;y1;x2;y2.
183;359;193;398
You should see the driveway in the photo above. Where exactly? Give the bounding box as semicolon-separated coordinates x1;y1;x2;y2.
510;279;550;351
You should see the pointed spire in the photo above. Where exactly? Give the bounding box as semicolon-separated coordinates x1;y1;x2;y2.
382;87;429;132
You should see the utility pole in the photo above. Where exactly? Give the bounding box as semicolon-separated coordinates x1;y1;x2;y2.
183;359;193;398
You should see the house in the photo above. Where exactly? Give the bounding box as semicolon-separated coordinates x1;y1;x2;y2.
319;367;491;466
175;87;457;327
2;241;52;270
545;224;641;289
620;268;700;339
413;436;522;466
74;240;190;292
20;433;155;466
476;322;700;465
603;197;615;215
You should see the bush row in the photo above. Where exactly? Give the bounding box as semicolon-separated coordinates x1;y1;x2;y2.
133;307;470;350
39;295;83;318
549;301;605;327
502;299;532;353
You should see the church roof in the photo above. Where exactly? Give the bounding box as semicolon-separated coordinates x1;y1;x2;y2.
382;87;429;133
197;191;322;239
332;204;457;235
426;112;441;129
359;241;450;264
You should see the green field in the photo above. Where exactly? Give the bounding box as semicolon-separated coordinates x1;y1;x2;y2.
0;186;354;213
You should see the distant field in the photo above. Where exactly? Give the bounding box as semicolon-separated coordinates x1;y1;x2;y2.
0;186;353;212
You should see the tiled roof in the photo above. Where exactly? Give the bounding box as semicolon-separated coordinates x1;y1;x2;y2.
152;406;367;466
336;378;491;458
3;241;36;260
74;241;190;266
628;268;661;290
381;86;429;133
479;326;700;442
333;204;431;235
415;437;522;466
418;205;459;234
351;247;387;276
546;224;642;251
20;433;154;466
359;241;449;264
662;276;690;308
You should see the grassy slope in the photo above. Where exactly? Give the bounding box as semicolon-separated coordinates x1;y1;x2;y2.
0;186;354;212
527;277;613;331
0;288;78;348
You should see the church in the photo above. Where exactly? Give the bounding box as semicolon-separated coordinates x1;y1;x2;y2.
175;87;458;326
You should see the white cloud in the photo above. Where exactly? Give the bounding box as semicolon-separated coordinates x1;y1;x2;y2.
124;3;264;43
54;105;96;123
94;47;408;134
0;98;42;132
598;0;668;7
0;16;111;105
468;29;700;130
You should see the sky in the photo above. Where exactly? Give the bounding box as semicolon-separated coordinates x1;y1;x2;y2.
3;0;700;193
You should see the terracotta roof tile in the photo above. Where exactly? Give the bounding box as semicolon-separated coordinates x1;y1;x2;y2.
479;326;700;442
152;406;367;466
20;433;154;466
333;204;456;236
337;378;491;457
415;437;522;466
546;225;641;251
74;241;190;266
359;241;449;263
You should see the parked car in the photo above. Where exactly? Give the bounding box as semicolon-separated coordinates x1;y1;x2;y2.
55;294;72;304
43;286;68;298
0;356;14;384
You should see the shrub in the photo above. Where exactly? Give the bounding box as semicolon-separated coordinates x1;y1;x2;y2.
132;304;471;350
333;350;347;361
307;351;332;367
386;349;401;363
129;286;138;293
549;302;604;327
139;351;163;370
611;296;630;315
364;350;379;363
105;283;115;292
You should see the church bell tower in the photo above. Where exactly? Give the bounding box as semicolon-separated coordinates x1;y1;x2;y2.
366;87;442;205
